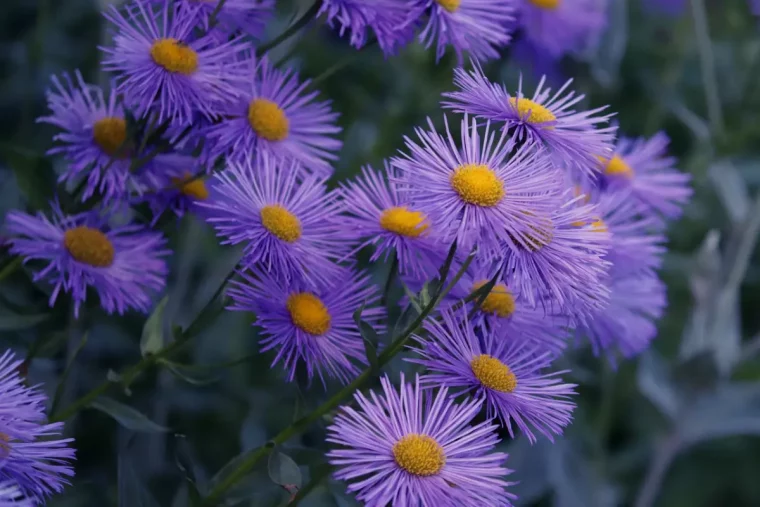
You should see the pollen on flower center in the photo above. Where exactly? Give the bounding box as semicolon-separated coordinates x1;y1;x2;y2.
248;98;290;141
472;281;515;317
171;173;209;200
450;164;505;207
601;155;634;178
286;292;331;335
436;0;461;12
392;434;446;476
379;206;429;237
63;226;115;267
590;218;607;232
528;0;561;9
93;117;127;156
150;38;199;75
0;432;10;459
509;97;557;124
470;354;518;393
260;205;302;243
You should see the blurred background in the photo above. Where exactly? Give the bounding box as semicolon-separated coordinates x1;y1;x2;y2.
1;0;760;506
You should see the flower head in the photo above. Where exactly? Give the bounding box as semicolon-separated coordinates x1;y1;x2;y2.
228;267;383;386
0;350;75;502
198;154;349;288
38;71;136;203
393;115;561;256
417;0;516;62
202;54;341;177
442;63;616;181
327;373;516;506
517;0;607;59
4;202;169;317
410;309;577;443
135;154;211;223
598;132;692;223
101;1;250;126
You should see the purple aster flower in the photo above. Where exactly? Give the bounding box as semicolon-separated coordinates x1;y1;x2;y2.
37;71;136;203
202;54;341;177
410;309;577;443
517;0;607;60
416;0;516;63
0;350;75;502
101;1;250;126
141;0;275;39
0;481;32;507
339;163;446;279
3;202;169;317
228;267;383;386
442;62;617;181
198;154;349;288
134;154;210;223
598;132;692;223
440;260;571;355
393;115;561;257
500;191;611;317
327;373;516;506
575;270;667;363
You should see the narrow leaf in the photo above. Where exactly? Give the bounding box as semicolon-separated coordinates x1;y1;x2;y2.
354;304;379;370
0;313;49;331
160;360;219;386
91;397;169;433
268;451;302;489
140;296;169;357
637;351;680;420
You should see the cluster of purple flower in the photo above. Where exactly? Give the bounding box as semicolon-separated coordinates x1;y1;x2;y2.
0;0;694;504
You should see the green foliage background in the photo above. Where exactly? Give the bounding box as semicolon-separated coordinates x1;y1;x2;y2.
1;0;760;505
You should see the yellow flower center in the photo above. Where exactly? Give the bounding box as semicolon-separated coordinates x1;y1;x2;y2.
286;292;331;335
392;434;446;476
63;226;115;267
93;117;127;156
509;97;557;124
601;155;634;179
450;164;505;207
150;38;199;75
171;174;209;200
436;0;461;12
260;205;302;243
529;0;561;9
379;206;429;238
472;281;515;317
470;354;518;393
248;98;289;142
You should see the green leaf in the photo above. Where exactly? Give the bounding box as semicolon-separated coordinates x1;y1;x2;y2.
353;303;379;370
1;145;57;210
267;451;302;489
50;332;88;415
118;450;161;507
160;360;219;386
91;397;169;433
0;313;49;331
637;350;680;420
140;296;168;357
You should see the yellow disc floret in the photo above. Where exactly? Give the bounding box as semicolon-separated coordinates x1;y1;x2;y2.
171;174;209;200
392;434;446;476
260;205;302;243
150;38;199;75
379;207;429;238
470;354;518;393
509;97;557;124
529;0;561;9
286;292;331;335
472;281;515;317
601;155;633;179
93;117;127;156
248;98;290;141
63;226;115;267
450;164;505;207
436;0;461;12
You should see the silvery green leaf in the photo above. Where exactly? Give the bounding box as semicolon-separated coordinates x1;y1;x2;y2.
587;0;627;88
140;296;168;357
637;351;680;420
504;437;550;503
680;382;760;446
92;397;169;433
267;451;302;489
709;161;749;224
118;450;161;507
547;438;618;507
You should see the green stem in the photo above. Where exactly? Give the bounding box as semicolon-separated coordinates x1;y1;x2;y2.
202;243;461;506
381;252;399;308
208;0;228;28
257;0;323;56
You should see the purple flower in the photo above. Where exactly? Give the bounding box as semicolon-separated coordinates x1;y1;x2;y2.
327;374;516;506
416;0;516;62
101;1;250;126
3;202;169;317
134;154;210;223
339;163;445;279
202;54;341;177
517;0;607;60
410;309;577;443
441;260;571;355
393;115;561;257
0;350;75;502
0;481;32;507
442;63;617;181
319;0;421;56
500;191;611;317
37;71;135;203
576;270;667;363
198;154;350;288
598;132;692;223
228;267;383;386
141;0;275;39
